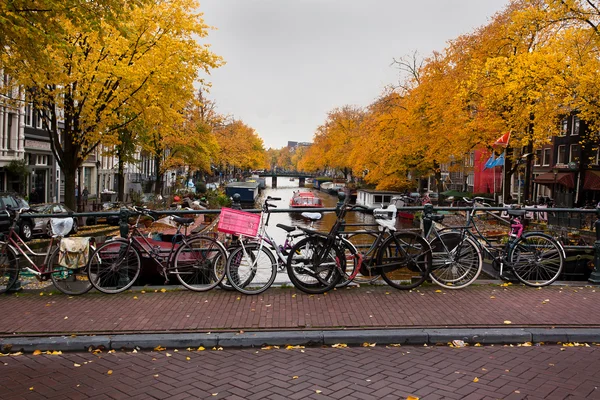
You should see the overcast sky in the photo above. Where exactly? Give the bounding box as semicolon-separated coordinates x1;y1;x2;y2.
198;0;510;149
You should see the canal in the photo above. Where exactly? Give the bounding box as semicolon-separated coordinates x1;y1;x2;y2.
254;177;415;245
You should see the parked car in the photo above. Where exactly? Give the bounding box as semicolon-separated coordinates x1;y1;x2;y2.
0;192;35;241
85;202;120;226
31;203;78;237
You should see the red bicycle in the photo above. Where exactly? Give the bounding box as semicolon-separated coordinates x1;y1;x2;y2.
0;207;94;295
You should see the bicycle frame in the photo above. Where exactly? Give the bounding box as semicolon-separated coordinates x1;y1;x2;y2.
2;211;61;279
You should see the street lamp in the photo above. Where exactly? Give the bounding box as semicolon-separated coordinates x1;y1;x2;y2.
96;160;101;207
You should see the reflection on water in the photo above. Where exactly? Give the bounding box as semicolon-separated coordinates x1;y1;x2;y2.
253;177;415;245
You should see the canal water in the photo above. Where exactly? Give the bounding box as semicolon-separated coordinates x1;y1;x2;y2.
254;177;415;245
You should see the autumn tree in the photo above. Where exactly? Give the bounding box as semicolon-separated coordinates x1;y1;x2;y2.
10;0;222;209
214;120;268;175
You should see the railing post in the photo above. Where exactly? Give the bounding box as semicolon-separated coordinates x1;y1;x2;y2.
422;203;434;238
589;207;600;283
119;207;130;238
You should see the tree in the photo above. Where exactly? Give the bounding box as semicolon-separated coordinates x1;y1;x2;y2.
10;0;222;209
214;120;268;175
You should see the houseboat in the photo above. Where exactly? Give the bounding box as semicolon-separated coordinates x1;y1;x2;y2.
290;191;324;208
356;189;414;220
320;182;346;196
225;181;260;203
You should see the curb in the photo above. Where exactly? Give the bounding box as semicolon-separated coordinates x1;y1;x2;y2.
2;327;600;353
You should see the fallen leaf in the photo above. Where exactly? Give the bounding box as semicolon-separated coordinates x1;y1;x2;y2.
160;288;167;293
64;316;68;319
32;350;42;356
292;375;299;379
435;290;442;293
186;357;191;360
315;389;322;394
197;346;205;351
166;353;172;357
29;387;34;391
389;344;401;347
331;343;348;348
133;296;138;300
154;346;166;351
286;345;305;350
107;370;113;375
362;343;376;347
407;396;419;400
503;321;512;325
473;377;479;382
73;363;81;367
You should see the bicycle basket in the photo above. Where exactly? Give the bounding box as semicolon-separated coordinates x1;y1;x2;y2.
217;208;260;237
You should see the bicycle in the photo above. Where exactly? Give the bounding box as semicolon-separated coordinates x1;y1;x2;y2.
87;206;227;294
286;194;433;294
423;198;565;287
223;197;320;295
0;207;94;295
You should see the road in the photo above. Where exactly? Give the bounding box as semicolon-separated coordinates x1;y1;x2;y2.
1;345;598;399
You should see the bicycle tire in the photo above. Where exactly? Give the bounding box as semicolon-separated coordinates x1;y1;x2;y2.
335;238;360;288
346;232;382;283
49;246;94;295
286;236;343;294
226;242;277;295
428;232;482;289
508;232;564;287
0;245;19;294
378;231;432;290
173;236;227;292
88;239;141;294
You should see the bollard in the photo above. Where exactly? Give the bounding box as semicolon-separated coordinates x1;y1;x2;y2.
231;193;242;210
589;208;600;283
336;191;346;217
119;207;130;238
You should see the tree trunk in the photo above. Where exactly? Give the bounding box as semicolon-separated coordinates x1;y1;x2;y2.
117;157;125;202
154;155;163;195
63;168;77;211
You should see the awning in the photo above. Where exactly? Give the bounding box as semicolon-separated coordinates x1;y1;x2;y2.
583;170;600;190
534;172;575;188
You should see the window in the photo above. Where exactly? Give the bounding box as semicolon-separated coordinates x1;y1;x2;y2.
534;149;542;166
543;148;551;166
595;148;600;165
35;155;48;165
572;116;580;136
569;144;579;163
7;113;13;150
560;118;568;136
374;195;382;203
557;145;566;164
36;111;43;129
24;104;32;127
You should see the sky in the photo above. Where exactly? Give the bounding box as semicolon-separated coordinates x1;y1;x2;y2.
198;0;511;149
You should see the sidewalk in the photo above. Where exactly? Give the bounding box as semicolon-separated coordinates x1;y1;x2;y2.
2;283;600;351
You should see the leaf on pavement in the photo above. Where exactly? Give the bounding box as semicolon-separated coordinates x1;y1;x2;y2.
331;343;347;348
154;346;166;351
32;350;42;356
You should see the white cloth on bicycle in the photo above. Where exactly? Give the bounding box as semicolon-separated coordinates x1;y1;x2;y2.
50;218;73;237
58;237;90;269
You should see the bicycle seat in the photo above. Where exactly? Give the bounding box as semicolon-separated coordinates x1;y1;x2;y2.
301;212;322;221
276;223;296;233
506;209;526;217
173;217;194;225
428;214;444;222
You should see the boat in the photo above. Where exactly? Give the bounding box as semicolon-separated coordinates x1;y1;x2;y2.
390;196;416;220
225;181;260;203
289;191;324;208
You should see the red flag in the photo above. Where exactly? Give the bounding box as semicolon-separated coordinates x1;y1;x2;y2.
494;132;511;147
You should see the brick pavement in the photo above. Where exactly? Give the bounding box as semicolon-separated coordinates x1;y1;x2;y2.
1;285;600;335
1;345;599;399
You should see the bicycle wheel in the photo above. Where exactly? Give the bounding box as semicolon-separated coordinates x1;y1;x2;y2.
335;238;360;288
428;232;482;289
378;231;432;290
346;232;381;283
173;236;226;292
0;245;19;294
508;232;564;287
286;236;343;294
88;239;141;294
226;242;277;295
49;247;93;295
